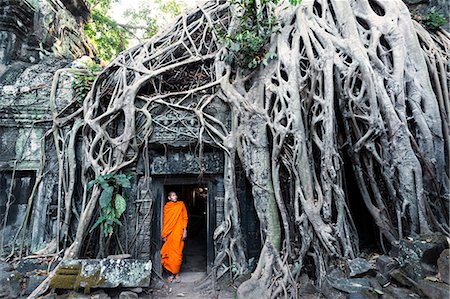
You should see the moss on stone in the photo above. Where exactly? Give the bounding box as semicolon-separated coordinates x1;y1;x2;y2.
49;264;108;294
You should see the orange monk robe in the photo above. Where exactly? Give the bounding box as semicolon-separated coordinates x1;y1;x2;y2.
161;201;188;274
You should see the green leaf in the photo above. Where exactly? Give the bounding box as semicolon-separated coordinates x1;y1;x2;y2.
111;218;122;226
90;216;105;233
99;186;114;208
114;174;131;188
87;180;96;190
230;42;241;52
115;194;127;217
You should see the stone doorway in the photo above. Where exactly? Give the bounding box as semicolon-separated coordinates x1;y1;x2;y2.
164;184;207;272
151;176;219;276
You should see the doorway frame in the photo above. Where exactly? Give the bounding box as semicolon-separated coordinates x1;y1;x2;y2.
151;175;218;275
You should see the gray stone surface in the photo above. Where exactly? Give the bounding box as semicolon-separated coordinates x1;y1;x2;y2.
91;290;112;299
58;259;152;288
326;276;372;294
16;259;49;275
418;279;450;299
148;272;235;299
24;275;46;295
320;280;347;299
0;57;81;253
347;292;376;299
389;234;448;281
389;269;417;288
119;291;139;299
0;262;12;272
150;151;224;175
437;249;449;284
0;269;22;298
376;255;399;276
0;0;92;67
349;257;373;277
382;285;421;299
375;273;389;286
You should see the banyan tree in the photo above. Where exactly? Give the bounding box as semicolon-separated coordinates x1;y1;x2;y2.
26;0;450;297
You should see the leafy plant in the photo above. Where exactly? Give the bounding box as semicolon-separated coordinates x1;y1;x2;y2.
423;12;447;31
84;9;130;61
72;62;102;103
88;173;132;236
220;0;300;70
124;0;184;40
84;0;184;61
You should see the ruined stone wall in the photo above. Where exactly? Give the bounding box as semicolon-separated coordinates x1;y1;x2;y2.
0;0;92;68
0;0;94;253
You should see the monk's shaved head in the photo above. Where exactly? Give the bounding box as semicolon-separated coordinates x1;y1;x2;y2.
168;191;178;202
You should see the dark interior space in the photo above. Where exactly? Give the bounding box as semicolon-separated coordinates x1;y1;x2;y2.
164;184;207;272
343;155;381;252
0;171;36;225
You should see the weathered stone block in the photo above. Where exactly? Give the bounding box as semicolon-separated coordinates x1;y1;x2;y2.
24;275;46;295
50;259;152;291
16;259;50;275
376;255;399;276
389;234;448;281
326;276;372;294
437;249;449;284
382;285;421;299
0;269;22;298
119;291;139;299
389;269;417;288
418;279;450;299
348;257;373;277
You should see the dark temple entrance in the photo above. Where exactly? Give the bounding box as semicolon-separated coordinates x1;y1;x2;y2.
164;184;207;272
151;175;219;275
145;149;261;277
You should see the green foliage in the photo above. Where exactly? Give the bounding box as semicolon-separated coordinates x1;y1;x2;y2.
72;62;102;103
84;9;129;61
124;5;159;39
423;12;447;31
84;0;184;61
124;0;184;40
88;173;132;236
220;0;301;70
158;0;184;15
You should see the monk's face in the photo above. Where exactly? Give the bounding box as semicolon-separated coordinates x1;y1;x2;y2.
168;192;178;202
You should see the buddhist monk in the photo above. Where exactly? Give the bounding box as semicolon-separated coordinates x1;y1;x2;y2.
161;191;188;282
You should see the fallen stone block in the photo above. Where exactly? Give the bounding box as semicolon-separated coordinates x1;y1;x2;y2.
24;275;46;295
348;257;374;277
376;255;398;276
326;276;372;293
49;258;152;292
119;291;139;299
389;234;448;281
389;269;417;288
437;249;449;284
0;269;22;298
382;285;421;299
418;279;450;299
